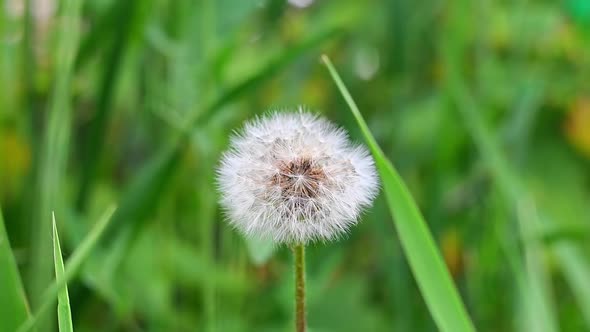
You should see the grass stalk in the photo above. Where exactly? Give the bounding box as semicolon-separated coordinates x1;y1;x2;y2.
52;213;73;332
294;244;306;332
28;0;82;329
76;0;137;211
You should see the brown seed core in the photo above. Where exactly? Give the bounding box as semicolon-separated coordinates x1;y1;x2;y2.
270;157;326;199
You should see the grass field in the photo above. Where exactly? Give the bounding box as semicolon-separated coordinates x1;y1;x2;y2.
1;0;590;331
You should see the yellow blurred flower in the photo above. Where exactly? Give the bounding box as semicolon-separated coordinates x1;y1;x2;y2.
0;130;31;198
565;98;590;158
302;76;329;106
441;228;464;279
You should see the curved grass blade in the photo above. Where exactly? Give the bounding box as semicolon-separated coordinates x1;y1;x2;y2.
321;55;476;332
18;206;116;332
0;206;31;331
52;213;73;332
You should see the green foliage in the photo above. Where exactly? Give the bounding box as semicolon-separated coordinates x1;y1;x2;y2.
322;55;475;332
442;3;590;331
29;0;83;327
0;206;30;331
18;207;116;332
1;0;590;331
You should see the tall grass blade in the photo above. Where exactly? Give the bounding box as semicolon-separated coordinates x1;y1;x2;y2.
76;0;155;211
21;0;39;145
321;55;476;332
18;206;116;332
52;213;73;332
0;206;31;331
29;0;83;325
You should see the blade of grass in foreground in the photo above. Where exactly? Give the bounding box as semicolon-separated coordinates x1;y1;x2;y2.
30;0;83;323
18;206;116;332
321;55;476;332
52;213;73;332
0;206;31;331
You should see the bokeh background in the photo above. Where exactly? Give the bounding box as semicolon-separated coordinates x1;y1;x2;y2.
2;0;590;331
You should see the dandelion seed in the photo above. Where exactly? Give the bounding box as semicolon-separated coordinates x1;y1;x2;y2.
216;108;379;244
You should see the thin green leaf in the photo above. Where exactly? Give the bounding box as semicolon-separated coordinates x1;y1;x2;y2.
29;0;83;321
18;206;116;332
553;244;590;327
76;0;156;211
321;55;476;332
515;200;558;332
539;224;589;244
52;213;73;332
21;0;38;127
0;206;31;331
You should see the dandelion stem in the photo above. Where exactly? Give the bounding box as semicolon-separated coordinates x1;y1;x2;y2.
294;243;306;332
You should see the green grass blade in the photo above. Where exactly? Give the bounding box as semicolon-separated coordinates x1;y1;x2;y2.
52;213;73;332
0;206;31;331
29;0;83;322
553;244;590;326
515;200;558;332
76;0;155;211
18;206;116;332
321;55;476;332
21;0;38;133
75;0;132;70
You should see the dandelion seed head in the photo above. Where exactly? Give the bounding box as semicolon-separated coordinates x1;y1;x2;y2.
216;108;379;244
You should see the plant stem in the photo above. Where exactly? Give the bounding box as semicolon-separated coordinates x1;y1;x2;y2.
294;243;306;332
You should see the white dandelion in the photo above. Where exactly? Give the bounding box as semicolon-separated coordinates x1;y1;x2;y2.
216;108;379;245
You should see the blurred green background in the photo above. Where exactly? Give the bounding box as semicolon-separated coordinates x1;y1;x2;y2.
2;0;590;331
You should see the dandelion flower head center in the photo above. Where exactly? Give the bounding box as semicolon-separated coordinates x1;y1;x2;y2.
271;157;326;199
217;110;379;244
